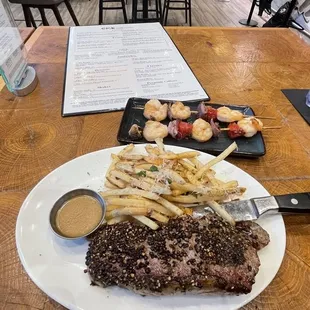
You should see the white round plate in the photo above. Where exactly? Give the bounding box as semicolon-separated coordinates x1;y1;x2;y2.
16;144;286;310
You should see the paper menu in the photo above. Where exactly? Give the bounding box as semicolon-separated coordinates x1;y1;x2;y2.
0;1;27;89
0;1;22;64
62;23;209;116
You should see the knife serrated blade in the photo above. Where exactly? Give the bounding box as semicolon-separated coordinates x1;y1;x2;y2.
209;193;310;222
220;197;279;221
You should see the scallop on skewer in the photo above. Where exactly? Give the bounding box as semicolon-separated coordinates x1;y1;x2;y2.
168;118;218;142
129;119;215;143
221;117;281;138
191;119;213;142
128;116;280;143
197;103;276;122
135;100;275;122
143;99;168;122
142;121;168;142
168;101;192;120
139;100;191;121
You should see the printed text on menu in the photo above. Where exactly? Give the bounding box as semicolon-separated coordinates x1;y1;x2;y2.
63;23;209;116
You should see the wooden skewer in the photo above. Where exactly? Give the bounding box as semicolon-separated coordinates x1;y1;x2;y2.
190;112;275;120
243;115;276;120
263;126;282;129
221;126;281;131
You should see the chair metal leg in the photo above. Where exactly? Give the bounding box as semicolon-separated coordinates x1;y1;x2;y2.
38;7;49;26
99;0;103;24
52;5;65;26
121;0;128;23
64;0;80;25
185;0;188;23
131;0;136;22
142;0;148;18
22;5;32;27
29;7;37;27
162;0;165;22
164;0;169;25
188;0;191;26
158;0;163;24
131;0;139;22
155;0;159;19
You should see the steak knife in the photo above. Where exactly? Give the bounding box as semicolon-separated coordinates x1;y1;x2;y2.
210;192;310;222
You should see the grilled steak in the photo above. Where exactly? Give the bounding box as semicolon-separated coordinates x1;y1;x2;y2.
85;214;269;295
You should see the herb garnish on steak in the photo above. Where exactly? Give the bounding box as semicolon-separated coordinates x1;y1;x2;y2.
85;214;269;295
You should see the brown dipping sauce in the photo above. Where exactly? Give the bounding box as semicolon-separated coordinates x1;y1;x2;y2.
56;195;103;238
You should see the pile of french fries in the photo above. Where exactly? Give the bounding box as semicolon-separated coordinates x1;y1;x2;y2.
100;140;245;230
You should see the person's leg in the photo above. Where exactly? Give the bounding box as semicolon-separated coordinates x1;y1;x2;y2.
299;0;310;12
304;8;310;21
295;5;310;30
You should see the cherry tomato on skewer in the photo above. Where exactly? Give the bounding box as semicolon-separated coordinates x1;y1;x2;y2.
177;121;193;139
227;123;245;139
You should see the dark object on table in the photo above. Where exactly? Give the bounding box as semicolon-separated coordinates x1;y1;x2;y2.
163;0;192;26
128;124;143;140
99;0;128;24
117;97;266;158
86;214;269;295
9;0;79;27
132;0;162;24
258;0;273;16
306;91;310;108
282;89;310;125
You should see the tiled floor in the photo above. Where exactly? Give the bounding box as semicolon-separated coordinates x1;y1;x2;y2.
9;0;309;43
9;0;271;27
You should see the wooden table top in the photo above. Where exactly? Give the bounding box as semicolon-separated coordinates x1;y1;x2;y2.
0;26;309;310
19;27;35;44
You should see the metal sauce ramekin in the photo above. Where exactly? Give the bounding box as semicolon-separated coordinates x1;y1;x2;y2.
49;189;106;240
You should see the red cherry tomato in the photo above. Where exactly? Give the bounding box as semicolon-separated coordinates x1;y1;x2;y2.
177;122;193;139
206;107;217;122
227;123;245;139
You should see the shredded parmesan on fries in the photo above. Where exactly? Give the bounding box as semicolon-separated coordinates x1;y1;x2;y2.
100;141;243;229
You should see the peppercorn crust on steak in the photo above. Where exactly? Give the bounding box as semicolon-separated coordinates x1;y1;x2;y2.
85;214;269;295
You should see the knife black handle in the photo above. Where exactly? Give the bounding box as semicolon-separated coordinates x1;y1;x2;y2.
274;192;310;213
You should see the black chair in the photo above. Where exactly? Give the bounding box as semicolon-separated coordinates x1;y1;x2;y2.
99;0;128;24
132;0;162;23
9;0;79;27
163;0;191;26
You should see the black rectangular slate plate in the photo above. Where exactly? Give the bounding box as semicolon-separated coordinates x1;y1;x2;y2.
282;89;310;125
117;98;266;158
